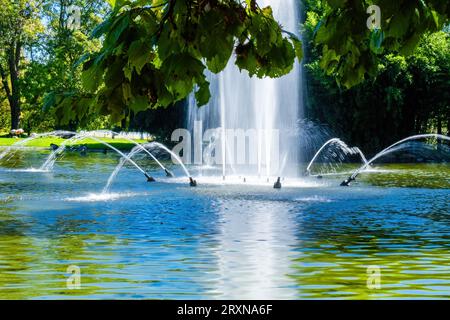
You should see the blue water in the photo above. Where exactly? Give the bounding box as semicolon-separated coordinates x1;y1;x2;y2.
0;151;449;299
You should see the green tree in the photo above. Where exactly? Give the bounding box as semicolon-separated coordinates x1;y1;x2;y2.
304;1;450;153
314;0;450;88
50;0;303;126
24;0;107;132
0;0;43;130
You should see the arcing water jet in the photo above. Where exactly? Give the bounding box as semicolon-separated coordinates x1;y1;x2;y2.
341;134;450;186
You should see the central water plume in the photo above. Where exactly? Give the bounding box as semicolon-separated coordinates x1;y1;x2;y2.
187;0;302;179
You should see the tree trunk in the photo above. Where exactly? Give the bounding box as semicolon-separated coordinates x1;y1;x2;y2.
8;42;21;130
436;114;442;149
447;115;450;136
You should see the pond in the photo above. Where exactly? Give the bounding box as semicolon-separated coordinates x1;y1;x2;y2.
0;150;449;299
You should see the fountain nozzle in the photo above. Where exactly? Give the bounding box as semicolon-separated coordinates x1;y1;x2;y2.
340;176;355;186
189;177;197;187
79;145;88;156
145;173;156;182
273;177;282;189
165;168;174;177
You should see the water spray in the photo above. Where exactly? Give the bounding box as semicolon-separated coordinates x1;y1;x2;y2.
340;134;450;186
306;138;368;178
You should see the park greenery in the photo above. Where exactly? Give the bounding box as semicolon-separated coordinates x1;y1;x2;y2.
0;0;449;153
303;0;450;152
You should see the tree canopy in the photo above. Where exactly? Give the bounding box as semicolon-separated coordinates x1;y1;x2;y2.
304;0;450;153
48;0;303;126
0;0;448;149
0;0;43;130
315;0;450;88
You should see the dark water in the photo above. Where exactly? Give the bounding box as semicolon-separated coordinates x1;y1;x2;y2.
0;150;449;299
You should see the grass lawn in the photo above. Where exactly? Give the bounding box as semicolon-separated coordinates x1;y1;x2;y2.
0;136;149;151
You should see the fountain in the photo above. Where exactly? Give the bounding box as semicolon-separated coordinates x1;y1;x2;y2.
145;142;192;179
0;130;154;181
341;134;450;186
40;133;89;171
0;131;75;162
187;0;303;180
102;141;196;193
40;130;169;176
305;138;368;176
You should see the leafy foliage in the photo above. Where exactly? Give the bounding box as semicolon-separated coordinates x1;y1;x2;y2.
304;3;450;154
313;0;450;88
0;0;44;130
50;0;303;125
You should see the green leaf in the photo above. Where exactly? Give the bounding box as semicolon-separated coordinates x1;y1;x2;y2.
326;0;348;9
106;0;116;8
123;63;133;81
105;13;131;45
104;59;125;88
195;80;211;107
290;36;303;61
157;28;181;62
160;53;205;98
42;92;56;112
130;95;149;113
122;83;132;102
319;46;340;74
128;40;152;74
387;10;411;38
91;17;113;39
81;63;103;92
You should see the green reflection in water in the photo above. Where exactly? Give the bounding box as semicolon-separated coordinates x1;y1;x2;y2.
0;162;449;299
290;236;450;299
0;206;131;299
360;163;450;189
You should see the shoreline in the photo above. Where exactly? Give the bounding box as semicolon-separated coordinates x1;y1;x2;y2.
0;137;150;152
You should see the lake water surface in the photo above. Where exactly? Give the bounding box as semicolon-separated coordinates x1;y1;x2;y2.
0;151;449;299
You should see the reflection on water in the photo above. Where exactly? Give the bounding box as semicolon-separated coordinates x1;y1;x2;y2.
0;152;449;299
212;199;298;299
360;163;450;189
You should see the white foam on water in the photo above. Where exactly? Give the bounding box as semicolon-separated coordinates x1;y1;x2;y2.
65;192;149;202
294;195;333;203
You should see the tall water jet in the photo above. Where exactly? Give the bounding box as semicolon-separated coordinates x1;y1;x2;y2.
187;0;302;178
